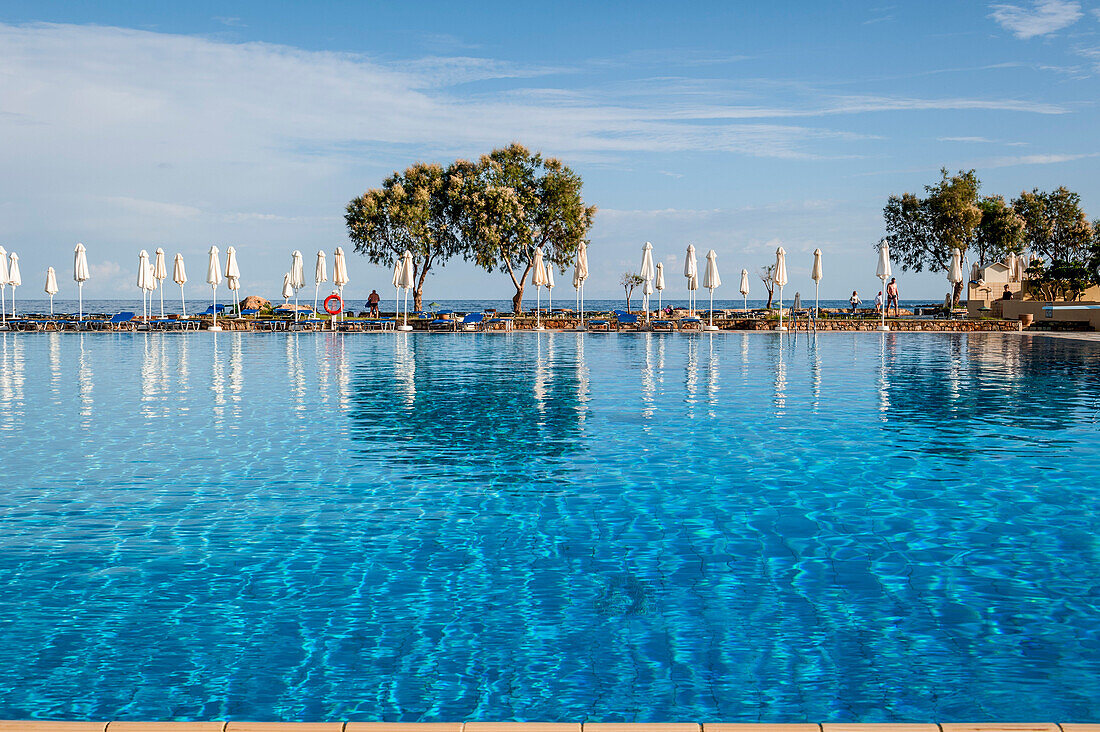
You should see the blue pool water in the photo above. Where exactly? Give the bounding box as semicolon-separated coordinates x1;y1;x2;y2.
1;331;1098;723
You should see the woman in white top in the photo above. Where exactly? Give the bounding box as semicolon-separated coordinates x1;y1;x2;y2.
849;291;861;313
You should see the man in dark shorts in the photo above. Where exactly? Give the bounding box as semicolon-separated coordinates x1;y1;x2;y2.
886;277;899;318
367;289;380;317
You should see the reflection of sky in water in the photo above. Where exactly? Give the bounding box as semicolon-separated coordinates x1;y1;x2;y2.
0;331;1098;723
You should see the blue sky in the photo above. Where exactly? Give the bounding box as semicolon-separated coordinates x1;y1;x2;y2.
1;0;1098;303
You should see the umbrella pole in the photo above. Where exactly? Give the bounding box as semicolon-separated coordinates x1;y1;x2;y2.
709;290;714;327
313;284;319;315
779;286;784;330
536;287;541;330
50;294;54;316
78;283;83;324
1;285;5;323
160;287;165;318
181;285;186;318
815;282;820;319
295;292;299;323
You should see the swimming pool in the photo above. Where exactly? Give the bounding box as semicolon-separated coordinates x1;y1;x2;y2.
1;331;1098;723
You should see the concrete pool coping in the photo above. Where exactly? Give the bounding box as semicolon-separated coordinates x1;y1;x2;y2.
3;723;1098;731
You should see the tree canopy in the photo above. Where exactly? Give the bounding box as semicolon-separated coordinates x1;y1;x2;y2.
881;169;1095;304
457;144;596;313
345;145;595;314
345;162;465;311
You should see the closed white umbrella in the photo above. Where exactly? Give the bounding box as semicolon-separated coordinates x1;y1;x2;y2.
0;246;8;325
811;248;823;318
45;267;59;316
289;250;305;323
1006;251;1017;283
7;252;20;318
281;272;294;302
313;250;328;314
207;245;222;331
137;250;151;321
876;239;892;332
153;248;168;317
573;241;589;329
774;247;789;331
655;262;666;311
684;244;698;315
173;253;187;317
531;246;548;330
74;242;90;323
739;268;750;313
948;248;963;308
391;257;403;324
398;249;415;331
703;249;721;330
546;263;555;314
225;246;241;316
333;247;350;327
639;241;655;321
144;259;158;322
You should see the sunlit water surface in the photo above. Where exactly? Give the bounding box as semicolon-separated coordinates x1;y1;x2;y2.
0;331;1098;723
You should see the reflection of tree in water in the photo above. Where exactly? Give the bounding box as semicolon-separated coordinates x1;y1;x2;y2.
348;335;586;467
884;335;1100;456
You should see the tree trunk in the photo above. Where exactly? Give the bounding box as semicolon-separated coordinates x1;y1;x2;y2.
765;288;774;309
413;289;423;312
625;289;632;312
512;286;524;315
952;281;963;307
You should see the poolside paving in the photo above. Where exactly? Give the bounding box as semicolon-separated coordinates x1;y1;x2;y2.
2;723;1094;731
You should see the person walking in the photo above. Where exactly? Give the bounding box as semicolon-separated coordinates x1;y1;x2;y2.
849;291;861;314
874;291;884;313
886;277;900;317
367;289;380;317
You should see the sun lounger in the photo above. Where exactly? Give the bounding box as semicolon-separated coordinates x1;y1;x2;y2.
616;312;640;330
679;316;702;331
484;316;514;331
652;319;677;331
587;318;611;331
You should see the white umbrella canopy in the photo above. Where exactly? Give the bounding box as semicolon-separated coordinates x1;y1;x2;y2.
73;242;90;322
684;244;699;314
225;246;241;315
137;250;151;320
173;253;187;317
655;262;665;311
531;247;548;329
398;250;415;330
281;272;294;301
6;252;20;318
875;240;892;331
289;251;305;289
639;241;655;319
573;241;589;328
703;250;721;290
313;250;328;314
207;245;222;330
333;247;350;287
546;262;555;313
774;246;789;331
739;267;750;312
288;250;305;321
811;248;823;317
153;247;168;317
703;250;720;329
44;266;59;316
948;248;963;285
332;247;350;326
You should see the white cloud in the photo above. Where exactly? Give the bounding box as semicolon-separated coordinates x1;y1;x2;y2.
979;152;1099;167
989;0;1083;39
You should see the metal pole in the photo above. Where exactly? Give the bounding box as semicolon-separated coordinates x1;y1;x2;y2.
815;281;820;319
779;285;784;330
